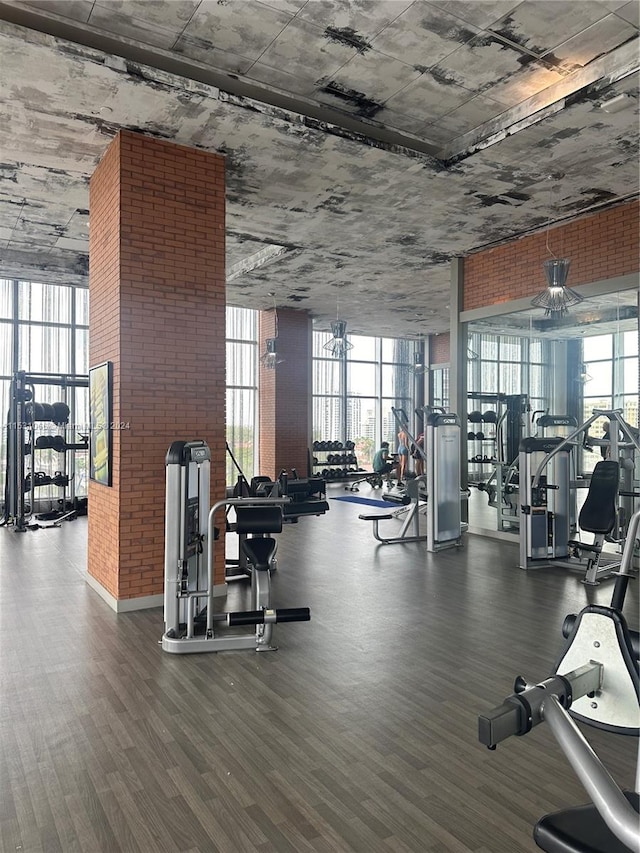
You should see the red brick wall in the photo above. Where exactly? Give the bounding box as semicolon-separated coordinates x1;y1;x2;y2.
89;130;226;599
464;199;639;311
259;308;311;479
430;333;450;365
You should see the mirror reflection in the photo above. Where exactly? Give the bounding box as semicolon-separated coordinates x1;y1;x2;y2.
465;287;639;538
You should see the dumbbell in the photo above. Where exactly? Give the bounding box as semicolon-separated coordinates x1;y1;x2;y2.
482;410;497;423
475;432;484;440
467;431;476;440
468;411;483;423
312;441;320;451
52;402;70;425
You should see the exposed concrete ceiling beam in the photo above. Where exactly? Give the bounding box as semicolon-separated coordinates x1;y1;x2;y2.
227;244;289;282
444;39;639;165
0;1;441;160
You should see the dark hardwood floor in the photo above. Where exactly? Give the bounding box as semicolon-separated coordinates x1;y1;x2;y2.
0;488;637;852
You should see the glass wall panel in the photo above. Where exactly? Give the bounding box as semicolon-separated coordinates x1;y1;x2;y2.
499;363;520;395
346;396;376;466
0;320;12;375
226;388;255;484
382;338;412;363
313;359;341;396
226;342;256;386
226;305;257;341
313;331;333;357
583;335;612;360
623;330;638;356
226;307;258;481
623;358;638;393
313;395;341;443
348;362;376;394
349;335;376;360
75;288;89;326
19;281;71;324
583;362;612;397
75;329;89;375
432;367;449;410
313;332;414;463
481;335;498;360
0;279;12;318
18;325;71;373
500;338;521;360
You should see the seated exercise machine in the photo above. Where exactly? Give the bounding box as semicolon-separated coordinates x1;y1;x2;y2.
479;508;640;852
162;440;310;654
519;409;640;584
359;412;465;552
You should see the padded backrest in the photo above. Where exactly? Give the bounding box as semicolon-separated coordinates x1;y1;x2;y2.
235;505;283;535
578;460;619;535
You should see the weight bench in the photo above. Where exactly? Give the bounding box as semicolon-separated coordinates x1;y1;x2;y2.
568;460;620;584
346;471;392;492
359;478;427;544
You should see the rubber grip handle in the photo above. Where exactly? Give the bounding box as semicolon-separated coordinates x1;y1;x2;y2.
275;607;310;623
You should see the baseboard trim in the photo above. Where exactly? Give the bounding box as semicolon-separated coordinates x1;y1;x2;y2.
84;572;226;612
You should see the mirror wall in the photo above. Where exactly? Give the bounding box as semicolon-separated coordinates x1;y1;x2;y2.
463;285;639;537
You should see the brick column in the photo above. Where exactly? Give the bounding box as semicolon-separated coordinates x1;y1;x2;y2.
88;130;226;609
259;308;311;479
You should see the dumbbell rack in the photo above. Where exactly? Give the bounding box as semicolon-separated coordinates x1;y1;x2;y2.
310;440;361;481
467;409;498;486
3;371;89;530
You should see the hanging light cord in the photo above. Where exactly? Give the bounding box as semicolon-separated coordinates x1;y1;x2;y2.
545;179;557;259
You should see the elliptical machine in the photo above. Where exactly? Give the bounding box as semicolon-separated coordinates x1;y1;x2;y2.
479;509;640;852
162;440;310;654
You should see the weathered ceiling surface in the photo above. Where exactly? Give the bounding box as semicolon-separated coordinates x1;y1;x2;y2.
0;0;638;337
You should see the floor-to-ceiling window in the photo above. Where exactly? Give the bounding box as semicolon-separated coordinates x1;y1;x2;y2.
226;306;258;485
0;279;90;504
582;329;639;473
313;333;413;468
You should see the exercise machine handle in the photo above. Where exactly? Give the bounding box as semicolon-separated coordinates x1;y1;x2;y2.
478;663;602;749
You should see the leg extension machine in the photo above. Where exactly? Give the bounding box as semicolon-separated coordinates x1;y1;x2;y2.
162;440;310;654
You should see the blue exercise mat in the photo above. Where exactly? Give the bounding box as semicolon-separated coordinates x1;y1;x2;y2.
331;495;399;508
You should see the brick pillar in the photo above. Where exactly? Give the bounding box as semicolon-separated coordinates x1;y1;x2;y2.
259;308;311;479
88;130;226;608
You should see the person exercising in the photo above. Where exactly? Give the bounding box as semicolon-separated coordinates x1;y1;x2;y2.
372;441;394;484
397;427;410;485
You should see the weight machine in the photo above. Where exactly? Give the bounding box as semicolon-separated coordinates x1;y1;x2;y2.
479;509;640;852
162;440;310;654
519;409;640;584
3;371;89;531
359;409;465;552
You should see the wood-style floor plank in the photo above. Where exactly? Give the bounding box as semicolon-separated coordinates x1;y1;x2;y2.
0;493;637;852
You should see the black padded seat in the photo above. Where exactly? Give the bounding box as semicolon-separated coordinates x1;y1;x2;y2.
577;461;619;535
241;537;277;572
534;792;639;853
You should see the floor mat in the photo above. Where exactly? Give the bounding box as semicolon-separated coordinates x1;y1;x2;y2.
330;495;399;508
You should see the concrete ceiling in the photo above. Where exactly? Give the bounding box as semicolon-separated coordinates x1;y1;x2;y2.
0;0;638;338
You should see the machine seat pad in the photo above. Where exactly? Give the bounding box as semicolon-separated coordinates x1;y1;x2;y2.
533;792;639;853
241;537;277;572
578;460;619;535
359;513;394;521
566;540;602;554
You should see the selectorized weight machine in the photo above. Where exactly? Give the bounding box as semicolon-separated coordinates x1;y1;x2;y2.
519;409;640;584
479;509;640;852
162;440;310;654
359;410;465;552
